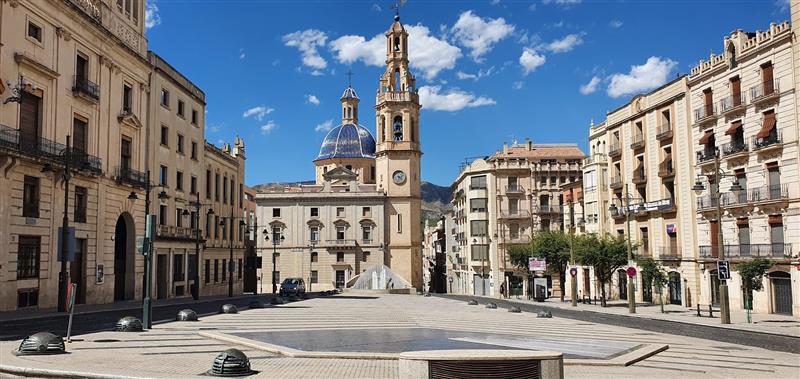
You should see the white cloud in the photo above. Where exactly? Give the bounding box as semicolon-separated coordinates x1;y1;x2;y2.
305;94;321;106
145;1;161;29
490;0;501;5
315;119;335;132
372;3;382;11
238;48;246;59
607;57;678;98
579;76;602;95
512;81;524;90
207;123;222;133
330;24;462;79
456;71;477;80
418;85;496;112
519;48;545;75
609;20;623;28
260;121;278;135
242;106;274;121
543;33;583;53
528;3;537;11
455;66;495;81
282;29;328;69
775;0;789;12
542;0;582;5
451;10;515;62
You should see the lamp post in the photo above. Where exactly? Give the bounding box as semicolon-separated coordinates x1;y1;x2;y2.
127;171;169;329
569;217;585;307
692;148;742;325
308;240;317;292
263;230;284;294
608;184;646;314
56;136;72;313
184;193;214;300
472;234;496;296
219;208;247;298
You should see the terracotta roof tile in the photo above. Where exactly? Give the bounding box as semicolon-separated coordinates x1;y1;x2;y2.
490;144;585;160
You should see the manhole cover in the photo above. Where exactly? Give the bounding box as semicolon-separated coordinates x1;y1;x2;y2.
93;339;121;343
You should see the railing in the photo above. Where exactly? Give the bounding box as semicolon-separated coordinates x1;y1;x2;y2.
114;166;148;187
721;140;748;157
609;143;621;157
535;205;562;214
377;91;418;103
750;79;780;103
696;149;716;164
505;185;524;194
658;160;674;177
469;185;487;191
583;154;607;165
0;124;102;174
635;243;651;258
609;176;623;189
361;239;373;245
325;239;357;246
748;184;789;203
499;210;531;219
157;225;199;240
66;0;102;22
696;195;718;210
658;246;679;260
72;76;100;100
632;167;646;184
752;131;781;150
656;125;673;140
719;93;746;113
74;208;87;223
699;243;792;259
630;134;645;149
693;105;717;124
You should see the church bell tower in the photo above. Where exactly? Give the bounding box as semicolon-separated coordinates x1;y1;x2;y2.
375;13;423;290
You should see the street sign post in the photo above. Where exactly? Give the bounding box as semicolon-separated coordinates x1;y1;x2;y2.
717;261;731;280
626;266;637;278
529;258;547;272
570;267;578;277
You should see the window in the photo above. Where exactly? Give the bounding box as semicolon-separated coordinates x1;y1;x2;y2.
215;173;220;201
72;117;88;154
177;134;184;154
214;259;219;282
470;175;487;189
160;126;168;146
509;223;520;239
397;213;402;233
204;259;211;283
362;225;372;241
23;176;39;218
271;226;282;241
470;198;487;213
176;171;184;191
336;226;346;240
273;208;281;218
123;84;132;112
238;259;243;279
191;109;198;125
17;236;41;279
175;208;183;227
310;226;320;242
205;214;211;238
470;220;488;236
18;288;39;308
362;207;371;217
190;176;197;195
470;244;489;261
76;53;88;82
371;166;376;181
74;186;87;223
230;178;235;207
337;252;345;262
310;207;319;217
159;204;167;225
362;251;370;262
311;270;318;284
27;21;42;42
311;252;318;263
190;211;197;229
177;100;185;117
173;254;184;283
160;165;168;186
222;176;227;204
336;207;345;217
160;88;169;107
393;115;403;141
221;259;227;282
206;170;212;199
345;165;352;171
191;141;198;160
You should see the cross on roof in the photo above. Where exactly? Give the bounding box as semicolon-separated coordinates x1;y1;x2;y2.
346;69;354;86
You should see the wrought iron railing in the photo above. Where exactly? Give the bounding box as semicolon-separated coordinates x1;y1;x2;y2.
505;185;524;194
699;243;792;259
658;246;679;259
609;143;621;156
656;125;673;140
719;93;746;113
114;166;148;188
658;160;674;177
694;105;717;123
752;131;781;150
750;79;780;103
721;140;748;156
696;149;716;164
72;76;100;100
630;134;645;149
0;124;102;173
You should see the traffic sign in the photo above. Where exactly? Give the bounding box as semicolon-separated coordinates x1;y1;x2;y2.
570;267;578;277
626;266;637;278
717;261;731;280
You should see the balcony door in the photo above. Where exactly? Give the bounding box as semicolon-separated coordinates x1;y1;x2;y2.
730;76;741;106
761;62;774;94
73;117;87;154
768;166;780;199
709;220;719;258
120;137;132;173
19;91;40;151
703;88;713;116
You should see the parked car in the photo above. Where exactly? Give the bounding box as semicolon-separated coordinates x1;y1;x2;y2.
280;278;306;296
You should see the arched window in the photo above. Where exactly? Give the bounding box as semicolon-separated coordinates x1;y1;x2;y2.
394;37;400;52
347;107;352;119
394;69;401;92
393;115;403;141
379;116;386;142
410;117;415;142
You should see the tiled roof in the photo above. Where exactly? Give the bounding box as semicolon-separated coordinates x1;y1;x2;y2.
491;144;585;160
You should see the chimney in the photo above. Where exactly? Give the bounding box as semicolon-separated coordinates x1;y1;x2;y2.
503;142;508;154
526;137;532;151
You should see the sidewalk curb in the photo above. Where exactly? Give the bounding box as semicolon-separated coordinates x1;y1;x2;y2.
0;364;148;379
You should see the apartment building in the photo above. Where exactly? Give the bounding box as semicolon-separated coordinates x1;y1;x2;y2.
201;139;247;297
451;141;584;298
242;186;258;294
689;21;799;316
0;0;151;311
443;210;468;295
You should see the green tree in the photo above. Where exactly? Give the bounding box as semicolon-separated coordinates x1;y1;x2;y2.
506;231;571;301
574;234;628;307
737;258;773;311
637;258;667;303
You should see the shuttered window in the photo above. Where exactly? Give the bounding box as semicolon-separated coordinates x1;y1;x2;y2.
17;236;41;279
23;176;39;218
73;117;88;153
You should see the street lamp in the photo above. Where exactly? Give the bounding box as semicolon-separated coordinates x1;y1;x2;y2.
472;234;496;296
219;210;248;298
183;194;214;300
607;183;646;314
55;136;72;313
692;148;741;325
569;217;585;307
263;230;285;294
308;240;318;292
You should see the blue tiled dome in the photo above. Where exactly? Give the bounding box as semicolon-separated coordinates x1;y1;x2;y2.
315;124;376;161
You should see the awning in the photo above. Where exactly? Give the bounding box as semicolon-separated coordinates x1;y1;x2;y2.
725;120;742;136
698;130;714;145
756;113;776;138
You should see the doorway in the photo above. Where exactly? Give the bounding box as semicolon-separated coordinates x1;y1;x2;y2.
668;271;682;305
770;271;793;315
710;269;720;306
70;239;87;304
473;274;490;296
617;270;628;300
642;273;653;303
113;213;135;301
335;270;346;289
157;254;168;300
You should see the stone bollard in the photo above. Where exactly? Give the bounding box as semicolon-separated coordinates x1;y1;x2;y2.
485;302;497;309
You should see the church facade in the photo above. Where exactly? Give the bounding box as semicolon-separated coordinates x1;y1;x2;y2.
254;14;422;292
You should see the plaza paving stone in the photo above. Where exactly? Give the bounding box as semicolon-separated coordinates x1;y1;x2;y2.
0;293;797;378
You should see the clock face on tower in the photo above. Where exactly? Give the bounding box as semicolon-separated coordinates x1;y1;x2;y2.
392;170;406;184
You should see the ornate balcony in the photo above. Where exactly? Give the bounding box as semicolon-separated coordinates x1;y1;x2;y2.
721;140;748;159
748;184;789;204
658;246;680;260
752;131;782;152
693;105;718;126
535;205;562;214
156;225;199;241
630;134;645;150
656;125;673;141
505;185;525;195
696;149;716;166
658;160;674;178
72;76;100;101
499;209;531;219
699;243;792;260
114;166;148;188
609;176;623;190
719;93;746;115
609;143;622;158
750;79;780;106
632;167;647;185
0;124;102;174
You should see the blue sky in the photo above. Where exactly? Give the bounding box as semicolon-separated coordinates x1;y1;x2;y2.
144;0;790;187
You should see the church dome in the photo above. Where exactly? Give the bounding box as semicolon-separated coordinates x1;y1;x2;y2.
341;86;359;100
315;123;376;161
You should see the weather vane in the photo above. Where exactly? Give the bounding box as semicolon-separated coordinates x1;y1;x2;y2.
390;0;406;19
346;69;354;87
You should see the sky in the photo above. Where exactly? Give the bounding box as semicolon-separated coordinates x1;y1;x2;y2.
144;0;791;187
